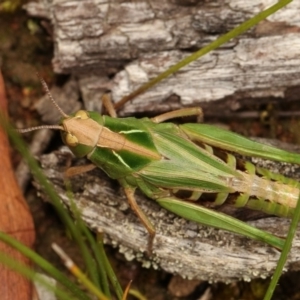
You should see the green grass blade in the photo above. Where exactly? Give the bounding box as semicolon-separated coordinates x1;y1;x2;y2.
66;192;114;299
66;190;124;299
84;231;112;298
52;243;109;300
128;289;148;300
0;231;90;300
0;253;74;300
114;0;292;109
158;198;285;250
263;190;300;299
64;181;102;290
96;232;124;300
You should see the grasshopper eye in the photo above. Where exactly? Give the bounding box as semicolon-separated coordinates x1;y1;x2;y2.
75;110;89;119
65;133;78;147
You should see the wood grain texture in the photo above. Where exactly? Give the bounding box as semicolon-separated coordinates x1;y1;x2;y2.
25;0;300;114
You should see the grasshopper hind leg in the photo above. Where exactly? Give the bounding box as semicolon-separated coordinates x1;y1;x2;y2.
123;187;156;256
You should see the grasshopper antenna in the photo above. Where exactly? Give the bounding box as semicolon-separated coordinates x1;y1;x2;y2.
18;124;64;133
18;74;68;133
37;74;69;119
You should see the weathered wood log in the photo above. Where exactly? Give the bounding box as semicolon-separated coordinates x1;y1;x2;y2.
24;0;300;115
35;141;300;283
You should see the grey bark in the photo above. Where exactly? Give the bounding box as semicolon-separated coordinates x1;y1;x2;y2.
24;0;300;114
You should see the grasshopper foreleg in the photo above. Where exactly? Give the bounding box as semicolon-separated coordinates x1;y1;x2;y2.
102;93;203;124
64;164;97;178
123;187;156;255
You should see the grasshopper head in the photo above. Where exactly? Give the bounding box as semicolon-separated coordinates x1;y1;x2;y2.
60;110;103;158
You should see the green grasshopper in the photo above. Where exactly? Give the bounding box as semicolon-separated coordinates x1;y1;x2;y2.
20;78;300;254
